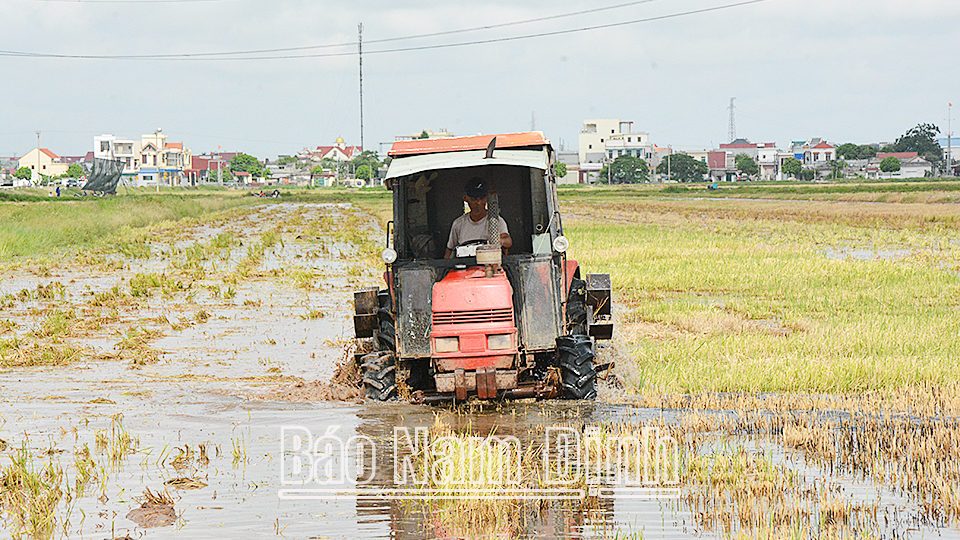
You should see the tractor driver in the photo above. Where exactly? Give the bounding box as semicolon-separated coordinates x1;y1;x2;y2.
445;177;513;258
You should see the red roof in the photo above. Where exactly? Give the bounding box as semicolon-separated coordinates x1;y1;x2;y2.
22;148;60;161
235;171;251;176
166;142;183;150
388;132;549;157
812;142;835;149
314;145;361;158
877;152;918;160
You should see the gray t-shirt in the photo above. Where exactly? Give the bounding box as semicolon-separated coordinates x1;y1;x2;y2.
446;213;510;250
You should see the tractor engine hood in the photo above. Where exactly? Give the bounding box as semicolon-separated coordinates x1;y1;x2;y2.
432;267;514;314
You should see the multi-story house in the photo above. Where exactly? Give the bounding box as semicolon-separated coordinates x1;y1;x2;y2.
579;119;660;183
137;129;190;186
94;134;139;176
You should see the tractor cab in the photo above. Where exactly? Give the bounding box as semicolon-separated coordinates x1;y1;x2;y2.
354;132;612;403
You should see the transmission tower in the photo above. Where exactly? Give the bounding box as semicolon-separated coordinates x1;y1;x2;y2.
727;97;736;142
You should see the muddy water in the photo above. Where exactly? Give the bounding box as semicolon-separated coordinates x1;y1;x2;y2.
1;202;960;539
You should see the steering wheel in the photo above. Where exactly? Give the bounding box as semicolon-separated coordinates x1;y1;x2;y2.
456;238;488;249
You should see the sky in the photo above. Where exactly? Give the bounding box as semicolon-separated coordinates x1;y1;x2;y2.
1;0;958;160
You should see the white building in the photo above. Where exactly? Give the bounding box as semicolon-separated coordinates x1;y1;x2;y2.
579;119;625;165
94;134;140;175
579;119;659;183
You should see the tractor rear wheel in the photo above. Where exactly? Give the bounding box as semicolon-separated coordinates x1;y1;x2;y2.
557;334;597;400
361;351;397;401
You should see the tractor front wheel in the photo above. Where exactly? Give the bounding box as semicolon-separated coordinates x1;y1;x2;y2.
557;335;597;400
361;351;397;401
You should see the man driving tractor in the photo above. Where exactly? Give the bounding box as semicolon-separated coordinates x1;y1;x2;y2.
444;177;513;258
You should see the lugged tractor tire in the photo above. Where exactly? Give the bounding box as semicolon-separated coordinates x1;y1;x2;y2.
557;334;597;400
566;277;588;336
361;351;397;401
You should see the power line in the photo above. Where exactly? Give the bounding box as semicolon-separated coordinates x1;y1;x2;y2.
28;0;232;3
0;0;667;59
0;0;770;61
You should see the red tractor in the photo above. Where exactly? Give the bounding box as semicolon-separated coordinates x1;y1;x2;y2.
354;132;612;402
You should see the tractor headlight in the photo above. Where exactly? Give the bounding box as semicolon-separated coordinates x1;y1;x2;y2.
434;336;459;353
381;247;398;264
487;334;512;350
553;235;570;253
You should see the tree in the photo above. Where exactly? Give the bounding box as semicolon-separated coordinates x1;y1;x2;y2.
655;154;707;182
262;168;272;180
210;168;233;183
65;164;83;178
355;164;372;180
880;156;901;173
782;157;802;178
893;123;942;164
735;153;758;177
801;168;817;181
419;130;430;139
600;154;649;184
310;165;324;176
828;159;847;180
14;167;32;180
277;156;297;167
230;153;263;176
352;150;381;173
837;143;877;161
554;162;568;178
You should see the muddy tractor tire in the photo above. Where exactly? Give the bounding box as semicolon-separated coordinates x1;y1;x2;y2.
557;334;597;400
361;351;397;401
566;276;588;336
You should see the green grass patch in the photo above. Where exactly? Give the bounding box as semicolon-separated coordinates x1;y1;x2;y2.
0;190;257;260
567;205;960;393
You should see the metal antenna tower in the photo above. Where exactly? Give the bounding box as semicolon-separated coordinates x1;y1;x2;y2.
358;23;364;152
727;98;736;142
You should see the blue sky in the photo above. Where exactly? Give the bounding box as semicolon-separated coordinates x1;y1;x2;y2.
1;0;957;159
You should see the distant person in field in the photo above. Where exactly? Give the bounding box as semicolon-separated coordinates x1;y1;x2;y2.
445;177;512;258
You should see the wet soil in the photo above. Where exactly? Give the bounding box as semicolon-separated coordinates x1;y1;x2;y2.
0;202;958;539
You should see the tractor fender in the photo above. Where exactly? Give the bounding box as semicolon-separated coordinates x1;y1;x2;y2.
563;259;580;299
383;270;395;305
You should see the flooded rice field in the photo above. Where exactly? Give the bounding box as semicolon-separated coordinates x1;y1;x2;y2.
1;202;959;539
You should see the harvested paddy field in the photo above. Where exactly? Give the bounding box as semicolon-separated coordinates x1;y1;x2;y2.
0;185;958;539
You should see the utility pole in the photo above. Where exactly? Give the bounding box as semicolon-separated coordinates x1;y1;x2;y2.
358;23;364;152
946;102;952;175
727;98;736;143
668;146;672;182
35;131;40;186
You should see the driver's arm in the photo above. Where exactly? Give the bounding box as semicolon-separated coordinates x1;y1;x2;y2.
500;233;512;251
445;221;459;259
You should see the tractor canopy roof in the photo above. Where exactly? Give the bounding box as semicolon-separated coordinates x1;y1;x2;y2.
386;132;552;180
